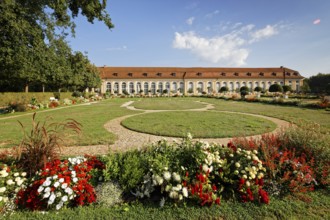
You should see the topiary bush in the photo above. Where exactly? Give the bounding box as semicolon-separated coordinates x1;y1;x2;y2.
282;85;292;93
254;86;263;92
269;84;283;93
219;86;229;93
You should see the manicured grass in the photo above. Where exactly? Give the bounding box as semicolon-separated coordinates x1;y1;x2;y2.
0;99;141;148
202;98;330;132
6;190;330;220
121;111;276;138
131;98;207;110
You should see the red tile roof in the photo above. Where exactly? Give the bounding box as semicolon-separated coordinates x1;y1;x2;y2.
99;66;304;80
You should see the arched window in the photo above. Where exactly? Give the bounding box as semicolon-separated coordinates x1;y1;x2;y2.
114;82;119;93
180;82;184;92
129;82;134;93
144;82;149;94
207;82;212;93
106;82;111;92
261;82;266;90
158;82;163;93
268;82;272;89
136;82;141;93
248;82;252;89
197;82;203;93
173;82;177;91
230;82;234;91
216;82;220;93
151;82;156;94
122;82;127;93
165;82;170;92
236;82;240;90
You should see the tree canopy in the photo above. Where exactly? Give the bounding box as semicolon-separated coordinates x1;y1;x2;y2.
269;84;283;93
308;73;330;95
0;0;114;92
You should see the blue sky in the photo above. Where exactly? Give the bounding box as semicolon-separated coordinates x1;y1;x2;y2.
67;0;330;77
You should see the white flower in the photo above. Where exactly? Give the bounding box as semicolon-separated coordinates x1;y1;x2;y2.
45;187;51;193
154;175;163;185
163;171;171;181
72;177;78;183
187;133;193;140
253;150;258;154
258;173;264;179
246;156;251;160
242;175;247;179
71;171;76;177
17;179;24;186
165;185;171;192
59;178;64;183
246;181;251;187
15;177;21;182
0;196;2;202
65;187;73;195
169;191;179;199
0;171;8;177
43;180;51;187
54;182;60;188
182;187;188;198
3;197;8;203
0;187;6;193
234;170;239;175
14;172;19;177
229;154;234;157
38;186;44;193
61;183;68;189
56;202;63;210
179;194;183;200
56;192;62;197
202;164;209;173
53;175;58;179
172;172;181;182
252;155;259;161
62;195;68;202
43;192;50;198
250;174;256;179
49;193;56;204
21;172;27;177
235;162;241;168
69;195;74;200
6;179;15;185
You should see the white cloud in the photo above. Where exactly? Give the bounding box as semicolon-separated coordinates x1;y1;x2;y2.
205;10;219;18
186;17;195;25
173;31;248;66
173;24;280;66
106;45;127;51
249;25;278;43
313;19;321;25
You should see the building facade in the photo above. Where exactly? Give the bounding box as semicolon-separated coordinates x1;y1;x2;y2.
98;66;304;95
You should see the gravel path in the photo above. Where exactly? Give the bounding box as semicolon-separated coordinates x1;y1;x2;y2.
61;101;291;156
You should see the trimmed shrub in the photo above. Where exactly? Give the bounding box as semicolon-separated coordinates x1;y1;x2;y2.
282;85;292;93
219;86;229;93
269;84;283;93
254;86;263;92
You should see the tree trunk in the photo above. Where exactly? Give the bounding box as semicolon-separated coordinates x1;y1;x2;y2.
42;84;45;93
25;84;29;93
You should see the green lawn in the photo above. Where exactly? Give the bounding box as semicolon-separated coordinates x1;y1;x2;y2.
0;99;141;148
6;190;330;220
121;111;276;138
131;98;207;110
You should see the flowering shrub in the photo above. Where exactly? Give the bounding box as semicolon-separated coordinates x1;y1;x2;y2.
15;156;105;211
0;164;27;213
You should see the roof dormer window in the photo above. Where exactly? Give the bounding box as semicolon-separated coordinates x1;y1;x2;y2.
157;72;162;76
143;73;148;77
272;72;277;76
293;72;298;76
247;72;252;76
259;72;264;76
234;72;239;76
221;72;226;76
197;72;202;76
171;72;176;77
128;73;133;77
113;73;118;76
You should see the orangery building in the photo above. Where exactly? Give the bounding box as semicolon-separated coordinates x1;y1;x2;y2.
98;66;304;95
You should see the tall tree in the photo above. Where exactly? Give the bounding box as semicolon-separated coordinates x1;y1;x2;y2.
308;73;330;95
0;0;113;92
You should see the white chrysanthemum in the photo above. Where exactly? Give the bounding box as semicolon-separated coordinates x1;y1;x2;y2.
3;197;8;203
56;192;62;197
165;185;171;192
17;179;24;186
246;181;251;187
182;187;188;197
246;156;251;160
242;175;247;179
235;162;241;168
163;171;171;181
252;155;259;161
250;174;256;179
253;150;258;154
14;172;19;177
179;194;183;200
169;191;179;199
0;187;6;193
234;170;239;175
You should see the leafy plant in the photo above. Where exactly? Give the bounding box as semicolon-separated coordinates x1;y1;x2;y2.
15;113;81;176
95;181;124;207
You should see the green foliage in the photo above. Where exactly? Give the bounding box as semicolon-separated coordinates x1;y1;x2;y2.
220;86;229;93
308;73;330;94
269;84;283;93
53;92;61;100
254;86;263;92
72;91;82;98
104;150;148;192
16;113;82;176
282;85;292;93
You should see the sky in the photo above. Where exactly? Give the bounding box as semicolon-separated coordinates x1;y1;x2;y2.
67;0;330;77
